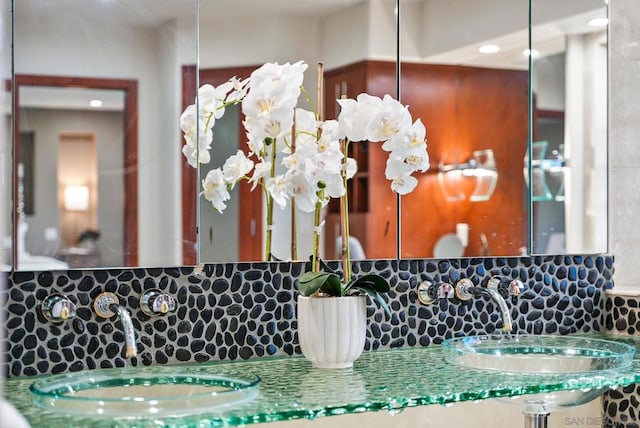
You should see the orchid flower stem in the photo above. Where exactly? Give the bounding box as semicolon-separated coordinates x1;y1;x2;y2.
340;139;351;284
265;141;277;261
265;192;273;261
290;120;297;261
312;201;322;273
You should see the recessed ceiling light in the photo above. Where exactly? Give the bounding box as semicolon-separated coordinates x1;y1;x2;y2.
478;44;500;54
89;99;103;108
588;17;608;27
523;49;539;58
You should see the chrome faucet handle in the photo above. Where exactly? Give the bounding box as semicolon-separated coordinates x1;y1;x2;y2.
140;289;176;316
417;281;437;305
487;276;525;298
417;281;453;305
454;278;475;301
437;283;455;299
507;279;525;296
93;292;120;318
42;293;76;322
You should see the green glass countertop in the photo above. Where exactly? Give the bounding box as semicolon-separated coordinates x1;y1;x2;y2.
5;336;640;428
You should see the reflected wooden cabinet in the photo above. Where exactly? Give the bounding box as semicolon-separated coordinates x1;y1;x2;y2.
323;60;528;259
323;61;398;260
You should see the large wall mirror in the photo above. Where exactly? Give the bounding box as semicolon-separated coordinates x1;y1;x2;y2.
5;0;608;271
530;0;608;255
193;0;609;264
9;0;197;271
187;0;401;264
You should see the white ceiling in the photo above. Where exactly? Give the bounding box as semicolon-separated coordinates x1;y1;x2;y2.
16;0;365;26
19;87;125;111
15;0;607;110
435;7;607;70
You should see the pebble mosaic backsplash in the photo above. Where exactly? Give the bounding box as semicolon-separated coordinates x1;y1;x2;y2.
2;255;614;378
604;293;640;427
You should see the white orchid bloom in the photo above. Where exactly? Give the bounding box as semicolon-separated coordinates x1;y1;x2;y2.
182;143;210;168
315;144;343;175
345;157;358;179
293;139;319;162
242;63;307;144
243;100;294;140
243;118;267;155
367;95;413;142
198;84;228;120
263;117;287;139
246;135;265;157
382;118;427;152
320;119;343;141
407;118;427;148
385;156;415;180
337;94;383;142
249;161;271;190
180;104;198;135
224;76;249;103
244;69;303;119
201;168;230;212
266;175;290;208
282;152;300;171
180;104;214;167
284;138;319;176
323;173;347;199
180;104;212;148
402;146;430;173
222;150;254;187
294;108;317;133
281;61;308;90
390;174;418;195
250;62;307;104
385;156;421;194
286;171;317;213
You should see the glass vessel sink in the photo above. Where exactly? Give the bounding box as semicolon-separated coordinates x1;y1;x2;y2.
442;334;636;412
29;365;260;417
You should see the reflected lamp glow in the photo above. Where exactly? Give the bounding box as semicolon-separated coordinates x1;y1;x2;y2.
64;185;90;211
437;149;498;202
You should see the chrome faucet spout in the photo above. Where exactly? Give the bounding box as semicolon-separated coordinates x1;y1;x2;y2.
94;292;138;358
109;303;137;358
469;286;513;332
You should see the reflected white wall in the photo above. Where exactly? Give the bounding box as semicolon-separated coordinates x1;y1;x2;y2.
532;53;566;111
564;31;607;254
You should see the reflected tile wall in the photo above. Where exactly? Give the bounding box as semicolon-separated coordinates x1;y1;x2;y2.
604;291;640;427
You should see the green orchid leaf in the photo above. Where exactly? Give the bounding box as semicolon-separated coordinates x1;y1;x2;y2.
353;286;392;319
318;258;339;274
298;271;343;297
352;274;390;293
306;256;339;275
320;274;344;297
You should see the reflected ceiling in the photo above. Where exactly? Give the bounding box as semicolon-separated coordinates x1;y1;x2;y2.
17;0;366;26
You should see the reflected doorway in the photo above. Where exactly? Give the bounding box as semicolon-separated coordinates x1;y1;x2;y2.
13;74;138;268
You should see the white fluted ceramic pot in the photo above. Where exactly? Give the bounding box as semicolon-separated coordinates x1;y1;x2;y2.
296;295;367;369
